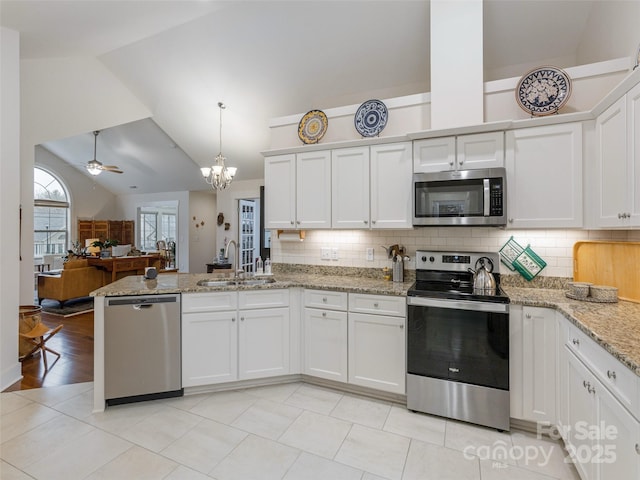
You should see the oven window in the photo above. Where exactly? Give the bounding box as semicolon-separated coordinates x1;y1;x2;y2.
407;305;509;390
415;180;484;217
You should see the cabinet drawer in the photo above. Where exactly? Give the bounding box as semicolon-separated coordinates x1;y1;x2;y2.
304;289;348;311
565;320;639;418
348;293;405;317
239;289;289;309
182;291;237;313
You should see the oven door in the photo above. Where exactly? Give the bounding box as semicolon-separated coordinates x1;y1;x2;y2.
407;296;509;390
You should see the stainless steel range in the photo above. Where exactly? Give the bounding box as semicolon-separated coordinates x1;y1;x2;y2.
406;250;510;431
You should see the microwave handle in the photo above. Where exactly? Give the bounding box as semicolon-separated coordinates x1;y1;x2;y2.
483;178;490;216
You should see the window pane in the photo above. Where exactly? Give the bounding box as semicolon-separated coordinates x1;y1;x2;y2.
33;167;69;259
34;206;68;231
140;213;157;250
34;169;68;202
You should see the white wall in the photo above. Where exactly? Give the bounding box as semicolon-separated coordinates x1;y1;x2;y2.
0;27;23;390
270;228;634;279
188;191;217;273
36;146;118;241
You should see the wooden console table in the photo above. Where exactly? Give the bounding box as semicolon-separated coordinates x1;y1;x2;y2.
87;255;161;283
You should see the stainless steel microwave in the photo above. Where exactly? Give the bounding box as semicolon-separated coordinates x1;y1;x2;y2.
413;168;507;226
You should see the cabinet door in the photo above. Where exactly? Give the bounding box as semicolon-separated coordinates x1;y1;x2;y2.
182;311;237;387
597;378;640;480
596;96;628;227
456;132;504;170
239;307;290;380
348;312;405;394
296;150;331;229
628;82;640;227
332;146;370;229
265;154;296;229
509;305;524;419
304;308;348;381
78;220;94;245
505;123;583;228
522;307;557;424
565;350;598;480
413;137;456;172
370;142;412;229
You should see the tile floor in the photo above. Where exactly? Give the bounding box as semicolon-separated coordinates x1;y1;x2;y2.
1;382;580;480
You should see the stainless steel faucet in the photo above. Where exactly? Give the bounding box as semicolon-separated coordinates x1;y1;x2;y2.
224;240;241;279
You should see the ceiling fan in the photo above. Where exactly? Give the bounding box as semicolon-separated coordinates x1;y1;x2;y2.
86;130;123;175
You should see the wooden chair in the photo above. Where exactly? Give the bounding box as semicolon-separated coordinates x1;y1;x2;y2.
19;323;63;370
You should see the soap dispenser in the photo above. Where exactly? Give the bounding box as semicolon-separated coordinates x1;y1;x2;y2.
256;257;264;275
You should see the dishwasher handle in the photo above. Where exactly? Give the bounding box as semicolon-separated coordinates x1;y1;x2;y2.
106;295;179;307
133;304;154;310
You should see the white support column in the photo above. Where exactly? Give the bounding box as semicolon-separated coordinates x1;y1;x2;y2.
431;0;484;129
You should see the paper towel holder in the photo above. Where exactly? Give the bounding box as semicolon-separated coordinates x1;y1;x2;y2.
277;230;305;242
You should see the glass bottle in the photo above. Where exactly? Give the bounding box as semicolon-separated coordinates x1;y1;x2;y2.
264;257;272;275
256;256;264;275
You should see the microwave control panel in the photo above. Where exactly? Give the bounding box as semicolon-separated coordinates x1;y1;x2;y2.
489;179;504;216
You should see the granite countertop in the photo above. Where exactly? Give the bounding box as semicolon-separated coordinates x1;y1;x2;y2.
504;286;640;376
92;272;640;377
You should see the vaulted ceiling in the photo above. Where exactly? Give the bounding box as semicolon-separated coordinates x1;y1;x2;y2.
1;0;630;195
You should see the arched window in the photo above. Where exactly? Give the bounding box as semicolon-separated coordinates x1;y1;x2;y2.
34;167;70;256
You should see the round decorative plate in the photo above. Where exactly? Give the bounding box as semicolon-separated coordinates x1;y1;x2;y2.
516;66;572;116
298;110;328;144
354;99;388;137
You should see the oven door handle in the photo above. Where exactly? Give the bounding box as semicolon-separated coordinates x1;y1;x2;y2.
407;296;509;313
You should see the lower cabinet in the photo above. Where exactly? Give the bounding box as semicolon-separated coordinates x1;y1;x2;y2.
510;305;558;424
565;349;640;480
182;290;290;387
348;293;406;394
303;307;348;381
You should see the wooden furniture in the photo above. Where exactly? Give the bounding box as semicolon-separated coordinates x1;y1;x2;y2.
19;323;64;370
86;254;161;283
78;220;134;246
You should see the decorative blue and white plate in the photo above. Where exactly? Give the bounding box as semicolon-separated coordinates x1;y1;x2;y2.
354;99;388;137
298;110;328;144
516;66;572;116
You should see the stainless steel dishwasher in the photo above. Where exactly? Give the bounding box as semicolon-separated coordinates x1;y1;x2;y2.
104;294;182;405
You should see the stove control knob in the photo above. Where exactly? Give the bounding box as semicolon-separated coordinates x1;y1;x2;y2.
421;256;427;262
429;256;435;262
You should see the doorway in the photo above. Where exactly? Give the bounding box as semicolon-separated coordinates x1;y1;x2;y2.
239;198;259;273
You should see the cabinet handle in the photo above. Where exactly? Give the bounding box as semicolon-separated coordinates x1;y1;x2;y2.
607;370;617;380
322;297;327;302
572;338;580;346
240;317;244;321
583;380;590;389
290;221;294;225
373;302;379;308
296;220;300;224
399;324;404;329
627;213;631;218
322;312;326;317
525;314;532;319
364;220;368;224
508;218;514;223
232;317;235;322
587;384;595;395
459;160;464;165
449;161;454;166
635;443;640;455
371;220;376;224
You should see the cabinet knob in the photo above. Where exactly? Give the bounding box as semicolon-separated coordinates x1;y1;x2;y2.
399;324;404;330
373;303;379;308
583;380;590;389
508;218;514;223
449;161;454;166
635;443;640;455
240;317;245;321
322;297;327;302
627;213;631;218
587;384;595;395
290;221;294;225
296;220;300;225
371;220;376;224
364;220;368;224
607;370;617;380
525;314;532;319
232;317;235;322
459;160;464;165
618;213;624;219
322;312;326;317
572;338;580;346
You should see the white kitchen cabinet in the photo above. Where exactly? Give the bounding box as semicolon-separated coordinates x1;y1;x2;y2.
182;290;290;386
332;146;370;229
413;132;504;173
348;293;406;394
505;122;583;228
594;82;640;228
510;305;558;425
182;292;238;387
303;289;348;382
370;142;413;229
331;142;412;229
264;151;331;229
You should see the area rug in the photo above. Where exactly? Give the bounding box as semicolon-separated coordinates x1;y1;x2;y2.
40;297;94;317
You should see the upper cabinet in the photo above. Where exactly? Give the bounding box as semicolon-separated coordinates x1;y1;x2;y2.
413;131;504;173
593;82;640;228
265;151;331;230
332;142;413;229
505;123;583;228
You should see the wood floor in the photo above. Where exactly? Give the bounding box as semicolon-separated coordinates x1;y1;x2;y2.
3;310;94;392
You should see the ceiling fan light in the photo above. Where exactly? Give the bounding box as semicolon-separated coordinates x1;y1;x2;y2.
86;160;102;176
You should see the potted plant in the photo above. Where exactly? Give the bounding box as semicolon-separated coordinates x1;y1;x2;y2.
91;239;119;257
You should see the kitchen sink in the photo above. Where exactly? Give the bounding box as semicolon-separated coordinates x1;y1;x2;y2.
238;278;276;286
196;279;237;287
196;277;276;287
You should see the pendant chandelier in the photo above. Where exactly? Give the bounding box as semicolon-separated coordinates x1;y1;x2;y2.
201;102;237;190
